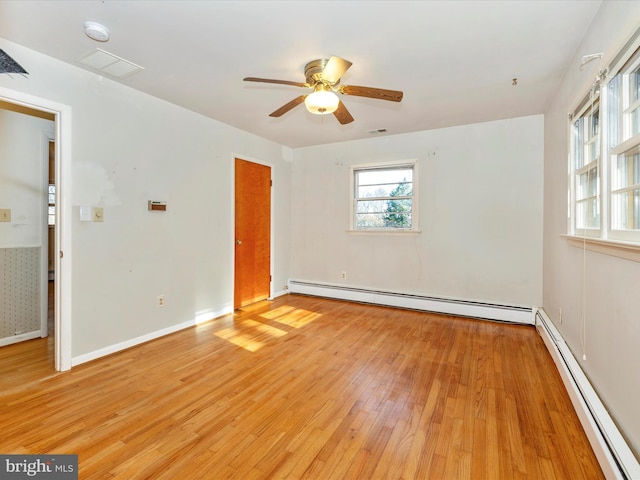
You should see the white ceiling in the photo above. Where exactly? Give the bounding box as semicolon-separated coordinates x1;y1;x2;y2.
0;0;602;148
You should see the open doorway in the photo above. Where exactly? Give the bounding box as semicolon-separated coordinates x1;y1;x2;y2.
0;86;72;372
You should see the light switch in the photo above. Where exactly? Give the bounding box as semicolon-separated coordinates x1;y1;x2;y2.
0;208;10;222
80;206;91;222
92;207;104;222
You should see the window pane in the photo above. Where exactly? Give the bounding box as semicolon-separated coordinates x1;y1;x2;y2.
587;137;600;162
608;75;621;148
612;192;629;229
631;107;640;138
573;118;584;169
611;189;640;230
358;182;412;198
384;199;412;228
589;108;599;137
577;167;598;200
631;65;640;103
612;148;640;190
356;212;412;229
627;65;640;137
356;168;412;186
356;199;388;214
576;198;600;229
610;110;640;231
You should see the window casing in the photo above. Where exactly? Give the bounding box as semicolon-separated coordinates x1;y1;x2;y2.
350;160;418;232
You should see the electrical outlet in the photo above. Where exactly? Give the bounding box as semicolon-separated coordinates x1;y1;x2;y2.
157;295;165;308
0;208;11;222
341;271;347;280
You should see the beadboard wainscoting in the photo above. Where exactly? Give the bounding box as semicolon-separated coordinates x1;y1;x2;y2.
0;247;42;346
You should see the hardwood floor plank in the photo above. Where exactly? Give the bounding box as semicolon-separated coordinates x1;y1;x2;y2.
0;294;604;479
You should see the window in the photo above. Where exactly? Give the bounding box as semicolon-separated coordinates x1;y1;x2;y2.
568;31;640;245
350;160;418;232
607;44;640;242
570;97;600;235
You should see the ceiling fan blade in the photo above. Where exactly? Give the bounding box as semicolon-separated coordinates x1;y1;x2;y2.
321;56;353;84
244;77;309;88
339;85;403;102
269;95;307;117
333;100;354;125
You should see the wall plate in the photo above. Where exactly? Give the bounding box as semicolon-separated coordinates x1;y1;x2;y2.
92;207;104;222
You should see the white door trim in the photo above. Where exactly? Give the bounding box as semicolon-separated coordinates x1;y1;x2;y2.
0;86;72;371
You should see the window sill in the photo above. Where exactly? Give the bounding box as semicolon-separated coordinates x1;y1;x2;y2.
562;235;640;263
348;229;422;236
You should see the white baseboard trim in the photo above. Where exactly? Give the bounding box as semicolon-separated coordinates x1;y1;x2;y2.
0;330;41;348
71;306;233;367
288;280;533;324
270;288;289;300
535;308;640;480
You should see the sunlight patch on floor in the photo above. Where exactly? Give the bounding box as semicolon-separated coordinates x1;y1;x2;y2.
215;318;288;352
261;305;322;328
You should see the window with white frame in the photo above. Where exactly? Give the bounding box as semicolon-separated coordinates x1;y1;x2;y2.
568;32;640;245
350;160;418;232
570;95;601;235
608;50;640;241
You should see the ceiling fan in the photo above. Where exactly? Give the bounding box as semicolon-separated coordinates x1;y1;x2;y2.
243;56;403;125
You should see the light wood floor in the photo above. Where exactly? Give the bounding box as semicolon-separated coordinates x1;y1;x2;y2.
0;294;603;479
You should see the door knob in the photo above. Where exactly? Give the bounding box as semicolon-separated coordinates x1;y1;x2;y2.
236;239;242;245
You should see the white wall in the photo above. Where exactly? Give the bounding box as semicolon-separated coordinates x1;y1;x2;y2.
291;115;544;308
543;1;640;458
0;38;292;359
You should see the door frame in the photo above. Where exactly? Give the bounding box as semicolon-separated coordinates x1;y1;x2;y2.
0;86;72;371
40;134;54;338
231;154;274;307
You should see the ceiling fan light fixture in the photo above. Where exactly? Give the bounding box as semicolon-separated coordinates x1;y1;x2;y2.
304;85;339;115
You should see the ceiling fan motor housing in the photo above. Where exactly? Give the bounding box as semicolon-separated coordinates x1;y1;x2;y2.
305;58;334;86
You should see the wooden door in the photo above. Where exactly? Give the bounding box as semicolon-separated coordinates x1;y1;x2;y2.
234;158;271;309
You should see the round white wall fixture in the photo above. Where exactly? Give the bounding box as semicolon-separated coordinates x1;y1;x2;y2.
84;21;110;42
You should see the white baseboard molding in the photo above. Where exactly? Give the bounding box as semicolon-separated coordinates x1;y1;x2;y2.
72;306;233;367
270;288;289;300
288;280;533;324
535;308;640;480
0;330;42;348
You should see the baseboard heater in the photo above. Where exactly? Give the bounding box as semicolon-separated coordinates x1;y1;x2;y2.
535;308;640;480
288;280;533;324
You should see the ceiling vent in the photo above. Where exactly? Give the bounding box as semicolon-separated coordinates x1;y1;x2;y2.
368;128;387;134
77;48;144;78
0;49;28;75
